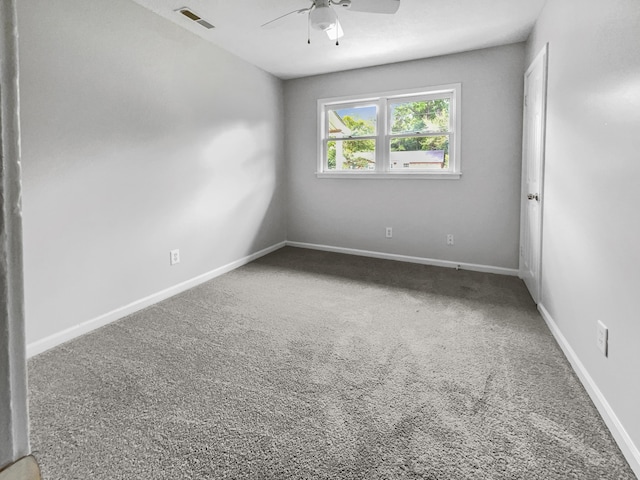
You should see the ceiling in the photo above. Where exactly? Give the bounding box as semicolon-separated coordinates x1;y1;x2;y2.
130;0;547;80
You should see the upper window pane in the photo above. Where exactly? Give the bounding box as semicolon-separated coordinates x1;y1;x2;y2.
328;105;377;139
390;98;450;135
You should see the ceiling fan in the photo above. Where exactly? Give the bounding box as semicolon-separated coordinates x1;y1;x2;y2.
261;0;401;45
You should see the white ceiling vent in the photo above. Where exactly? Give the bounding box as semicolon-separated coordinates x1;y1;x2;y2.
176;7;215;29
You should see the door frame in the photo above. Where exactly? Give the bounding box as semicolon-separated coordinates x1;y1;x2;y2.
0;0;34;473
519;43;549;303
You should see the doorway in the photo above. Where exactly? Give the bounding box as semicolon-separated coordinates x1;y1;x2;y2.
519;44;548;303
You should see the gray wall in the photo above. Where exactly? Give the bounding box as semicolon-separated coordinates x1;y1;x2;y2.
526;0;640;465
18;0;286;345
284;44;525;269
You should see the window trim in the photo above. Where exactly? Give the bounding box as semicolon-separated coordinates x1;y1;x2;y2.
317;84;462;179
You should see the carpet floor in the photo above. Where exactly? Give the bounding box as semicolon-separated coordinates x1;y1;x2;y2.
28;247;636;479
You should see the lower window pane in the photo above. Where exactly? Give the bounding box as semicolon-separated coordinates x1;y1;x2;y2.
327;139;376;171
390;136;449;170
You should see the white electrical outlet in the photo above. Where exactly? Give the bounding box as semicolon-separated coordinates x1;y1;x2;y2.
386;227;393;238
596;320;608;357
170;249;180;266
447;234;454;246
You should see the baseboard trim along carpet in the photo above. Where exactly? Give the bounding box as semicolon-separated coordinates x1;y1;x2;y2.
285;241;520;277
26;242;287;359
538;303;640;478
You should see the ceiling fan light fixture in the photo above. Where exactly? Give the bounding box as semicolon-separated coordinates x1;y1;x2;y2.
310;5;336;31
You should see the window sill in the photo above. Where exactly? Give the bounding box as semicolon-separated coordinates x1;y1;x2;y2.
315;172;462;180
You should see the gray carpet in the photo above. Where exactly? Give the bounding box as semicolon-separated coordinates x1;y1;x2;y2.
28;247;636;479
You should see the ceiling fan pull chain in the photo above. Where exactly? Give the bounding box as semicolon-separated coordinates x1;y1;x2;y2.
307;11;311;44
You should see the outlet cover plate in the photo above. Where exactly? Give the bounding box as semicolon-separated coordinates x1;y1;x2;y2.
596;320;608;357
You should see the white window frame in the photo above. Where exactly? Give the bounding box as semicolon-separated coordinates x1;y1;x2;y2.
317;84;462;179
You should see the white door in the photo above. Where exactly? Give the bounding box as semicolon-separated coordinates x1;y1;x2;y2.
520;44;548;303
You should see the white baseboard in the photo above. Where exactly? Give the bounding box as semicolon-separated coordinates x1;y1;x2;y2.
285;241;519;276
27;240;515;359
538;303;640;477
26;242;286;358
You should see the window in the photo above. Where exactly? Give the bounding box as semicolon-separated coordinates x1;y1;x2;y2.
317;84;461;179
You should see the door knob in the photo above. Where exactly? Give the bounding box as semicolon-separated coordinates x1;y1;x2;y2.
527;193;539;201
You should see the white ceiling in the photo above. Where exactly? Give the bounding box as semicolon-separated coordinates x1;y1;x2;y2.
130;0;547;79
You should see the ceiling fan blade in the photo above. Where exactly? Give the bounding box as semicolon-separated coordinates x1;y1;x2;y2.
261;7;311;28
344;0;400;14
325;19;344;39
